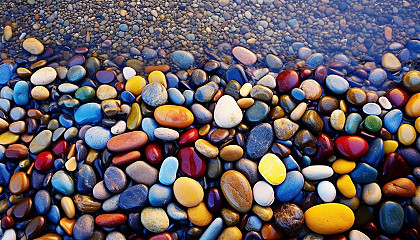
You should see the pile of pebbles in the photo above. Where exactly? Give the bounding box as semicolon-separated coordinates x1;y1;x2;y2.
0;37;419;240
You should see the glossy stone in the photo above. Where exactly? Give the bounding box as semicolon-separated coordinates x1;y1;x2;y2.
51;170;74;195
276;70;299;93
9;171;29;194
104;166;127;193
381;153;410;182
274;203;304;236
178;147;206;178
379;201;404;234
406;93;420;117
304;203;354;235
403;70;420;92
107;131;148;152
25;216;46;240
335;136;369;159
312;133;334;162
154;105;194;128
220;170;253;213
12;197;33;219
383;178;416;198
173;177;203;208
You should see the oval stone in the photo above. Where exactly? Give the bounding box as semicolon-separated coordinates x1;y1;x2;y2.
173;177;204;208
379;201;404;234
276;70;299;93
220;170;253;213
107;131;148;152
335;136;369;159
214;95;243;128
154;105;194;128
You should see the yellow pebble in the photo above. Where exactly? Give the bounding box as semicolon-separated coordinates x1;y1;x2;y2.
237;98;254;109
258;153;286;185
148;71;167;88
61;196;75;218
332;159;356;174
252;205;273;221
125;76;146;96
86;149;99;165
304;203;355;235
59;217;75;235
127;103;142;130
240;83;252;97
336;174;356;198
384;140;398;155
416;117;420;133
218;227;242;240
0;131;19;145
31;86;50;100
187;202;213;227
330;109;346;130
65;157;77;172
397;124;416;146
173;177;204;208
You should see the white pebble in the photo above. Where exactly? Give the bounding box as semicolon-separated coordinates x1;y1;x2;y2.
253;181;274;207
317;181;336;202
123;67;136;80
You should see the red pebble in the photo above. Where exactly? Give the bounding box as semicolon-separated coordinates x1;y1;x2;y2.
178;147;206;178
381;153;410;182
177;128;199;147
276;69;299;93
112;151;141;165
335;136;369;159
314;65;328;82
52;140;69;156
149;233;174;240
115;82;125;91
299;68;312;79
1;216;14;229
312;133;334;162
386;88;408;108
34;151;54;171
361;222;377;236
95;213;127;227
145;143;163;165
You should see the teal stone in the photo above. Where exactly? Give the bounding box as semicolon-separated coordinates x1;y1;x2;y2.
360;138;384;168
67;65;86;82
51;170;74;195
13;81;29;106
383;109;402;134
379;201;404;234
364;115;382;132
74;103;103;125
349;163;378;183
291;88;305;101
245;100;269;122
75;86;96;102
345;113;363;135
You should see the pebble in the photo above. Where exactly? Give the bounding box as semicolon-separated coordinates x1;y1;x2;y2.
141;207;169;233
74;103;103;125
246;123;273;159
258;153;286;185
220;170;253;213
302;165;334;180
253;181;274;206
173;177;203;207
73;215;94;240
126;161;158;186
141;82;168;107
84;126;112;150
107;131;148;152
274;203;304;236
368;68;387;86
382;52;401;72
31;67;57;85
104;166;127;193
119;184;148;210
317;181;336;202
325;75;349;94
275;170;304;201
214;95;243;128
51;170;74;195
232;46;257;66
154;105;194;128
22;37;44;55
379;201;404;234
171;50;194;69
304;203;355;234
265;54;283;70
273;118;299;140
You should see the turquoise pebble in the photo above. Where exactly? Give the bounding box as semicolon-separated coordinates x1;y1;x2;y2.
13;81;29;106
51;170;74;195
349;163;378;184
167;88;185;105
360;138;384;168
74;103;103;125
141;117;159;141
159;156;179;185
379;201;404;234
383;109;402;134
0;63;13;84
345;113;363;135
301;155;311;168
245;100;269;122
275;170;304;201
67;65;86;82
84;126;112;150
291;88;305;101
148;184;172;207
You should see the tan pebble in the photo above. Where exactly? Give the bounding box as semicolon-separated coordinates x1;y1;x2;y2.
217;226;242;240
237;98;254;109
339;100;347;113
252;205;273;221
240;83;252;97
31;86;50;101
290;102;307;121
271;95;279;105
61;196;75;218
300;79;322;100
221;208;240;226
195;139;219;158
96;85;117;100
65;157;77;172
9;121;27;134
330;109;346;131
219;145;243;161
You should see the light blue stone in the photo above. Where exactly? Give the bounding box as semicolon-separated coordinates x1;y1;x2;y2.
198;217;223;240
34;190;51;215
345;113;363;135
103;194;120;212
326;74;349;94
167;203;187;221
306;53;324;68
47;205;61;224
13;81;29;106
167;88;185;105
349;163;378;184
275;170;304;202
119;24;128;31
148;184;172;207
0;63;13;84
183;89;194;106
383;109;402;134
67;65;86;82
171;50;194;69
74;103;103;125
84;126;111;150
0;163;11;186
245;215;262;232
361;138;384;168
291;88;305;101
159;157;179;185
380;201;404;234
166;73;179;88
1;86;13;100
51;170;74;195
141;117;159;141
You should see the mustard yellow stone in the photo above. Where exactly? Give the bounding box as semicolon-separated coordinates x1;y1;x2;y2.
59;217;75;235
127;102;142;130
61;196;75;218
405;93;420;117
173;177;204;208
384;140;398;155
416;117;420;133
397;124;416;146
0;131;19;145
304;203;355;235
148;71;167;88
217;227;242;240
336;174;356;198
125;76;147;96
258;153;286;185
332;159;356;174
187;202;213;227
252;205;273;222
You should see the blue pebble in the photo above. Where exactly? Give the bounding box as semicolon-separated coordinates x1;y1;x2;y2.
198;218;223;240
121;91;136;104
47;205;61;224
404;205;418;227
13;81;29;106
349;163;378;184
119;24;128;31
141;117;159;141
77;164;97;194
54;159;65;170
396;148;420;167
74;103;103;125
301;155;311;168
183;89;194;106
159;157;179;185
360;138;384;168
379;201;404;234
51;170;74;195
283;155;300;171
59;114;73;128
171;50;194;70
0;63;14;84
291;88;305;101
245;215;262;232
345;113;363;135
1;86;14;100
383;109;402;134
0;163;11;186
168;88;185;105
306;53;324;68
84;126;112;150
56;225;66;236
275;170;304;202
326;75;349;94
166;73;179;88
276;139;293;147
292;191;304;205
148;184;172;207
34;190;51;214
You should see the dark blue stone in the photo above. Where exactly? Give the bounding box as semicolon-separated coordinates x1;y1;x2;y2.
226;64;248;85
121;91;136;104
119;184;148;210
246;123;273;159
396;148;420;167
77;164;97;194
34;190;51;215
360;138;384;168
349;163;378;183
0;163;10;186
404;205;418;227
47;205;61;224
283;155;300;171
59;114;74;128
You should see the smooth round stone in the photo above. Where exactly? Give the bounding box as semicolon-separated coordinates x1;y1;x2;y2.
0;163;10;186
336;174;356;198
31;86;49;100
349;163;378;183
383;178;416;198
12;81;29;106
304;203;355;235
104;166;127;193
61;196;75;218
141;207;169;233
253;181;274;206
364;115;382;132
362;182;382;205
34;190;51;215
369;68;387;86
345;113;363;135
299;80;322;100
188;202;213;227
346;88;367;106
125;76;147;96
191;104;212;125
142;118;159;141
142;82;168;107
383;140;399;155
73;214;94;240
398;124;416;146
387;88;408;108
93;181;111;200
84;126;111;150
250;85;273;101
25;216;46;240
219;145;243;161
383;109;402;134
95;213;126;227
257;75;276;90
96;85;117;100
178;147;206;178
360;138;384;168
214;95;243;128
74;103;102;125
0;131;19;145
276;70;299;93
9;171;29;194
403;70;420;92
362;103;381;115
29;129;52;154
317;181;336;202
306;53;324;68
220;170;253;213
23;37;44;54
335;136;369;159
167;88;185;105
12;197;33;219
274;203;304;236
406;93;420;117
273;118;299;140
258;153;286;185
154;105;194;128
75;86;95;102
379;201;404;234
167;202;187;221
119;184;148;210
381;152;410;182
67;65;86;82
1;229;16;240
149;184;172;206
382;53;401;72
107;131;148;152
245;101;269;122
47;205;60;224
206;188;223;212
123;67;136;80
154;127;179;141
302;165;333;180
195;81;219;102
51;170;74;195
173;177;204;207
0;63;13;84
275;170;304;202
5;144;28;159
159;157;178;185
106;232;126;240
126;161;158;186
171;50;194;69
246;123;274;159
330;109;345;131
195;139;218;158
318;96;339;114
349;230;370;240
232;46;257;66
265;54;283;70
325;75;349;94
76;164;96;194
96;70;116;84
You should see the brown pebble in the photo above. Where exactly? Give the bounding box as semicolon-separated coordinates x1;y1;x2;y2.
220;170;253;213
5;144;28;159
219;145;243;161
383;178;416;198
9;171;30;194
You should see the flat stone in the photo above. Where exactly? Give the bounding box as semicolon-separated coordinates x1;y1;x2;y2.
126;161;158;186
246;123;273;159
31;67;57;85
232;46;257;66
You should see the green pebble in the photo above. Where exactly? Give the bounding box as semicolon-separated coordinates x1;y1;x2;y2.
364;115;382;132
75;86;96;102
